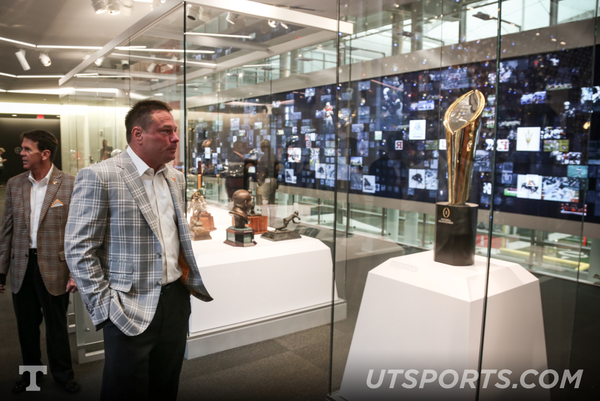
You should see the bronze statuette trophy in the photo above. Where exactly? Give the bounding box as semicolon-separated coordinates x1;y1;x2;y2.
261;211;302;241
435;90;485;266
225;189;257;247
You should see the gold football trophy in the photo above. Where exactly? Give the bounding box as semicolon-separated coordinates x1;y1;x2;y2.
434;90;485;265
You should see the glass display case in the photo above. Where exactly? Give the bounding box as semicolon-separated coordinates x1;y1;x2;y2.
59;0;599;399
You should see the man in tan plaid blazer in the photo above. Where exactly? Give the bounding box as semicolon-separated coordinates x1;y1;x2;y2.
0;129;80;394
66;100;212;401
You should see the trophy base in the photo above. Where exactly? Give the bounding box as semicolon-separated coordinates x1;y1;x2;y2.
201;213;216;231
434;202;478;266
224;226;256;247
261;230;301;242
192;229;212;241
248;215;268;234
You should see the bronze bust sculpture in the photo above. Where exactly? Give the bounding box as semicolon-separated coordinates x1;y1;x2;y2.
229;189;254;229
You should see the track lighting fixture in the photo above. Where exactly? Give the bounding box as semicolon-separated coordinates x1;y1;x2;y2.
280;22;288;29
187;5;201;21
151;0;161;11
15;49;30;71
91;0;107;14
147;62;157;73
39;52;51;67
107;0;120;15
94;56;105;67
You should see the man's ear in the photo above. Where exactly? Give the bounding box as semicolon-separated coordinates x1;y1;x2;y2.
41;149;51;161
132;127;143;143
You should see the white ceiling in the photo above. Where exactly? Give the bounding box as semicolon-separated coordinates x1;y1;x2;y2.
0;0;163;101
0;0;339;103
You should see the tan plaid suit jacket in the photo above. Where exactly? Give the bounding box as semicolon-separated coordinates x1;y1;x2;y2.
65;152;212;336
0;167;74;296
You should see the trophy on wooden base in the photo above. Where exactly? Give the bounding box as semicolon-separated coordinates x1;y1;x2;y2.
261;211;302;241
435;90;485;266
225;189;257;247
188;191;211;241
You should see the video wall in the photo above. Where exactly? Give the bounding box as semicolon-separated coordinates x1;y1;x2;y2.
191;46;600;223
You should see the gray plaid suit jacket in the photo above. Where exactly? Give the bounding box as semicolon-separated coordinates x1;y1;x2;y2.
65;152;212;336
0;167;74;296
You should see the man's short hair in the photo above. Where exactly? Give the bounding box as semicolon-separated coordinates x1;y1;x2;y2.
125;99;173;143
20;130;59;162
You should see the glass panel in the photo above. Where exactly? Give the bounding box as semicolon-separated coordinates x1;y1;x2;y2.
60;0;348;395
55;0;599;398
330;0;498;399
480;0;597;398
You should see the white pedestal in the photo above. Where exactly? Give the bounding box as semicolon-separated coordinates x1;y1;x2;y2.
339;251;548;401
186;206;343;359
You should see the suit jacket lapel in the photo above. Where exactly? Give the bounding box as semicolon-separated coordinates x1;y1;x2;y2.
163;168;184;224
117;153;162;241
21;174;31;234
38;167;61;224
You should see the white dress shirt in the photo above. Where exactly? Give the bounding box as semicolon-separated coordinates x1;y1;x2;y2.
29;165;54;249
127;147;181;285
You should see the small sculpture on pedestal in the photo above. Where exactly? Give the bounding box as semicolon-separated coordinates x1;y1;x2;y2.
188;192;211;241
225;189;257;247
192;191;215;231
261;211;302;241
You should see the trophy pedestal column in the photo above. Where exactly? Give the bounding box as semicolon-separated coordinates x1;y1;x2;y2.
434;202;478;266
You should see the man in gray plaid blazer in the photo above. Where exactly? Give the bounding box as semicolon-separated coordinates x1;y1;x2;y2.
0;129;80;394
65;100;212;401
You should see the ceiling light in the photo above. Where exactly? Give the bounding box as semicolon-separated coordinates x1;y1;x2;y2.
226;12;239;25
107;0;120;15
91;0;107;14
187;5;201;20
39;52;51;67
37;45;102;50
0;36;36;48
95;56;105;66
111;52;216;67
115;47;214;54
280;22;288;29
15;49;30;71
268;20;277;28
185;32;254;39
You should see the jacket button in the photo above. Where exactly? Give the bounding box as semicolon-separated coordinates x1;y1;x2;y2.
156;253;162;258
156;281;161;286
